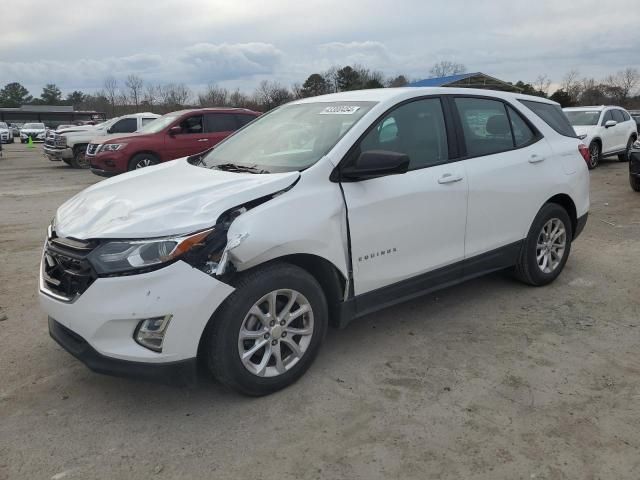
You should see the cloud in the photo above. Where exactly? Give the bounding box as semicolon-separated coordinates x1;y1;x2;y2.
0;43;284;92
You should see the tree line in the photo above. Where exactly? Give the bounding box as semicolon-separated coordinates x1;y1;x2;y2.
1;62;638;116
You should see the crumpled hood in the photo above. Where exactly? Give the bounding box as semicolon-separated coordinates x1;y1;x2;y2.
572;125;594;138
55;158;300;239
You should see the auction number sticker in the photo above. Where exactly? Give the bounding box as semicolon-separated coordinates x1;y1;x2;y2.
319;106;361;115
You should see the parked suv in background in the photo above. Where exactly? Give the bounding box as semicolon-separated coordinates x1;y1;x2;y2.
44;113;160;168
564;106;638;169
0;122;14;143
40;88;589;395
20;123;46;143
88;108;260;176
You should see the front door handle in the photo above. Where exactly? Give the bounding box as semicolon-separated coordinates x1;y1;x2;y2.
438;173;463;184
528;154;545;163
197;138;209;142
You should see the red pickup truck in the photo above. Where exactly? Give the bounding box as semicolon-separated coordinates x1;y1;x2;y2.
88;108;260;176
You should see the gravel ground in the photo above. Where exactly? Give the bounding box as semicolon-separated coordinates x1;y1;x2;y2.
0;142;639;480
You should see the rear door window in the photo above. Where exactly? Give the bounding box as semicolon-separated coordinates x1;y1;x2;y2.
141;117;157;126
507;105;536;147
110;117;137;133
519;100;576;138
205;114;237;133
454;97;514;156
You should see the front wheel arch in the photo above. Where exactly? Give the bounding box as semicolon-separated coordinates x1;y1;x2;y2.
128;151;160;170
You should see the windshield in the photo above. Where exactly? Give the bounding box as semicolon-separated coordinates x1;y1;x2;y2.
200;101;375;173
564;111;600;126
138;114;180;134
23;123;45;129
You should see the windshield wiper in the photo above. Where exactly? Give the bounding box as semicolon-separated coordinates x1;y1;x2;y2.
212;163;270;174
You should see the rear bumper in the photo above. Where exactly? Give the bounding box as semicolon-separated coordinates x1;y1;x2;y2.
49;317;198;386
574;213;588;239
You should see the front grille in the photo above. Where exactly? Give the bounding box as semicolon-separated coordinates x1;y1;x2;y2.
86;143;100;156
42;232;99;301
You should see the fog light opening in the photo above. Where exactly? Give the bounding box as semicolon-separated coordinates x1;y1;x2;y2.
134;315;172;352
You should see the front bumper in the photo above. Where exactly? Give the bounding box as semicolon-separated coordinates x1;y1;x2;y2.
44;146;73;161
90;166;119;177
49;317;199;385
89;150;129;175
40;260;235;378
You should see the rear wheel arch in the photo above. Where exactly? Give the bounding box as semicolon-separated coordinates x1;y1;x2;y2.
545;194;577;239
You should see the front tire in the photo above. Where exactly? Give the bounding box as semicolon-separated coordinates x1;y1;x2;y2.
514;203;572;286
631;174;640;192
69;145;89;168
204;262;328;396
588;141;600;169
128;153;159;171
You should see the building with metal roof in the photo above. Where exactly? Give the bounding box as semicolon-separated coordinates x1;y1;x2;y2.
0;105;106;127
408;72;521;92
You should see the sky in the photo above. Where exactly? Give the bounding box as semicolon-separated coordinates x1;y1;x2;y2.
1;0;639;97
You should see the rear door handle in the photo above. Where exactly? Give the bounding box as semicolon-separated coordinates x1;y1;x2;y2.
528;154;545;163
438;173;463;184
197;138;209;142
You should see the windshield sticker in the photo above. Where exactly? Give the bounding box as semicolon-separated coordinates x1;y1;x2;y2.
319;106;361;115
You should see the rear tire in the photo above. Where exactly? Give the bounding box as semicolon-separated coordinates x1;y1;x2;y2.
630;175;640;192
514;203;572;286
128;153;159;171
619;137;634;162
69;145;89;168
587;141;600;169
204;262;328;396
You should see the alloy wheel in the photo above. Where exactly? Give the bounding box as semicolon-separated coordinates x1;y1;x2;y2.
536;218;567;274
589;144;599;168
135;158;155;169
238;289;314;377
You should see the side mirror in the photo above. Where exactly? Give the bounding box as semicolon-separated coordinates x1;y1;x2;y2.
604;120;617;128
341;150;410;181
168;125;182;136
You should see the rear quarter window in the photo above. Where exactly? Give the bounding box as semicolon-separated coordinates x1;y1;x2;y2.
519;100;576;138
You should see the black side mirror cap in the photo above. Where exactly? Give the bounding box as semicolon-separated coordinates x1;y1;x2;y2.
340;150;410;181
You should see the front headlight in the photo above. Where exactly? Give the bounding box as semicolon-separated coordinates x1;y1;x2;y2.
100;143;127;152
88;228;213;274
577;134;588;140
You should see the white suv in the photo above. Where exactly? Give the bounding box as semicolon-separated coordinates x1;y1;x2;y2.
40;88;590;395
563;106;638;169
44;113;160;168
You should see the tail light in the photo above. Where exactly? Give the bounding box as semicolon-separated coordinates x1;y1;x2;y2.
578;143;589;164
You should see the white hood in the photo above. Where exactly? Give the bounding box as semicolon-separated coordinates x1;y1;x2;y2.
572;125;594;138
55;158;300;240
